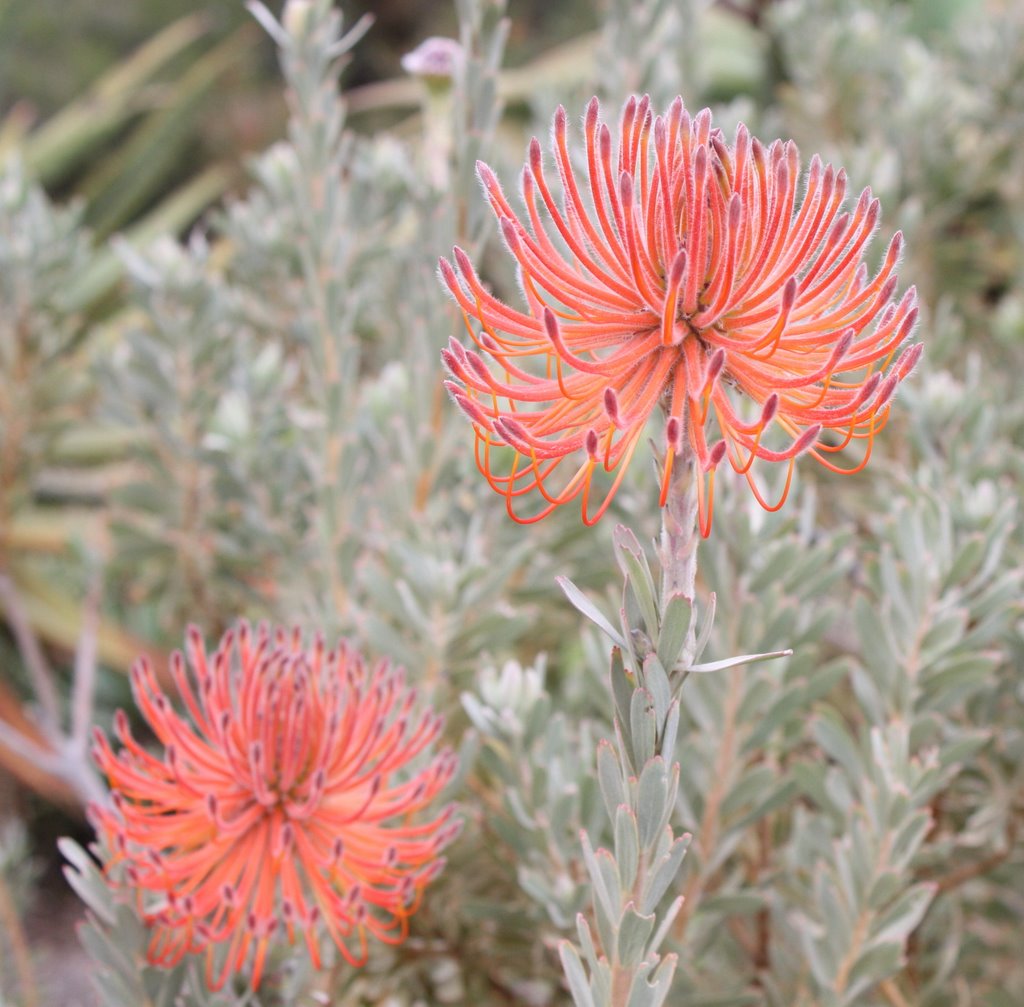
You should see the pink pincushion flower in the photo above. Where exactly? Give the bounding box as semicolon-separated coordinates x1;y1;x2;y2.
441;96;922;534
90;622;458;990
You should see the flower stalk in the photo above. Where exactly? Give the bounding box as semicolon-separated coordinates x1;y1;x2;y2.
558;435;802;1005
559;453;703;1007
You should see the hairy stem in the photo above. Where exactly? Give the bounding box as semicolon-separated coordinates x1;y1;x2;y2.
659;449;699;605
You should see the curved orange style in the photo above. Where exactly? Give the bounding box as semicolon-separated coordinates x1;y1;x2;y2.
91;622;458;989
441;96;921;534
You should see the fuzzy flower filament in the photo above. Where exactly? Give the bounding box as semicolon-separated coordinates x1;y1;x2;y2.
441;96;922;534
91;622;458;990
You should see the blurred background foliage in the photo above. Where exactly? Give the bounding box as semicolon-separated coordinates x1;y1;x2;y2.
0;0;1022;1005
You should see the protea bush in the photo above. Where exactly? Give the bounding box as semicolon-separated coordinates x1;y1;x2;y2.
1;1;1021;1005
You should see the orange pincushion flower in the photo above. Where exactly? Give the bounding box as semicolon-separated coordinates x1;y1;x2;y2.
440;96;922;534
90;622;458;990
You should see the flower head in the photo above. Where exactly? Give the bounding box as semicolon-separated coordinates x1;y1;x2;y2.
401;36;463;81
441;96;921;534
91;623;458;989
